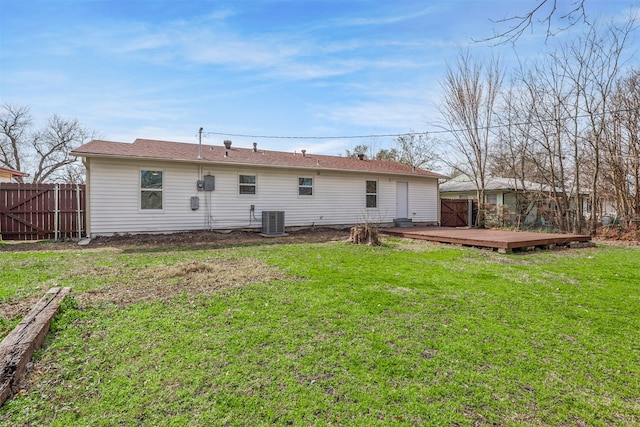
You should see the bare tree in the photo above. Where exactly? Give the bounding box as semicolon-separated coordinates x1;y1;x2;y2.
31;114;94;183
492;79;544;228
0;104;95;183
0;104;31;182
604;69;640;223
343;142;401;163
523;17;637;234
345;144;374;159
440;51;502;227
374;148;399;162
551;41;587;234
518;52;589;233
568;19;636;234
394;131;439;170
488;16;636;234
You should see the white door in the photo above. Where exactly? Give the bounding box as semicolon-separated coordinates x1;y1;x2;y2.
396;181;408;218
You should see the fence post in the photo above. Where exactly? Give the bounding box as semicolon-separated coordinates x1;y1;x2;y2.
54;184;59;241
76;184;82;239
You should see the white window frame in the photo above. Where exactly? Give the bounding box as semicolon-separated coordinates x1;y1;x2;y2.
239;174;257;196
140;169;164;211
298;177;313;197
366;180;378;208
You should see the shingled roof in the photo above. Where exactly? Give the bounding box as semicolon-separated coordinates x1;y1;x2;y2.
72;138;446;178
440;176;555;193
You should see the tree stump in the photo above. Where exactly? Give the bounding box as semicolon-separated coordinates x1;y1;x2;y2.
347;224;380;246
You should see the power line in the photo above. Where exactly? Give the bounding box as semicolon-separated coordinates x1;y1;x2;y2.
204;107;638;141
204;131;429;140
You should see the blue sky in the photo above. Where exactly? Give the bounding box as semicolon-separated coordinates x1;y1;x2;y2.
1;0;637;164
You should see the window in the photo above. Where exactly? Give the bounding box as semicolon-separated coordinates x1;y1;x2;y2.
486;193;497;205
366;180;377;208
141;170;163;210
239;174;256;195
298;177;313;196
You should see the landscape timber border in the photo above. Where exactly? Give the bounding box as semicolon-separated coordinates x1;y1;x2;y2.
0;287;71;406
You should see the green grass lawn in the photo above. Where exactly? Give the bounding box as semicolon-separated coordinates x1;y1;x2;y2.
1;239;639;426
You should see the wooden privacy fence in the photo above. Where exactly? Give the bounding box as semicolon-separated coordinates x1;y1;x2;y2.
0;183;85;241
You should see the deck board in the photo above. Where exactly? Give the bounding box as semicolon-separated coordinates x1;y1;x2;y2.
381;227;591;251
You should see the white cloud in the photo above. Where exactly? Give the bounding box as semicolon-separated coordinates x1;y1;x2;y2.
116;32;172;53
314;6;439;30
65;8;442;83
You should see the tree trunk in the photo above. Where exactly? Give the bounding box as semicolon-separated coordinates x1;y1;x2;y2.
347;224;380;246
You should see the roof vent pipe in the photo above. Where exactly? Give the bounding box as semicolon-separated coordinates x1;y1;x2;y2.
253;142;257;152
357;153;365;160
223;140;232;149
301;149;306;157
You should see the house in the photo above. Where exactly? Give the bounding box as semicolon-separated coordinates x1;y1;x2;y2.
439;175;539;226
0;166;29;183
71;138;446;237
439;175;588;227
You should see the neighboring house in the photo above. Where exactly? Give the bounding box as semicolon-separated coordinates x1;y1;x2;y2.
439;175;587;227
594;192;618;219
0;166;29;183
71;138;446;237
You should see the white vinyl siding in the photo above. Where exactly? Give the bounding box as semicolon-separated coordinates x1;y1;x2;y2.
85;157;440;236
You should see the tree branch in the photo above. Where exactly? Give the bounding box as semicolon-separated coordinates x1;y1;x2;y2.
474;0;588;45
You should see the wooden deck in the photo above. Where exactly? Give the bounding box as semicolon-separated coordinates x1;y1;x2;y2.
381;227;592;253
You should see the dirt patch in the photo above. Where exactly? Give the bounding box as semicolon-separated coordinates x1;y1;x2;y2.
91;227;350;250
75;257;290;308
592;238;640;247
1;228;350;320
0;296;42;324
1;258;290;324
0;227;350;252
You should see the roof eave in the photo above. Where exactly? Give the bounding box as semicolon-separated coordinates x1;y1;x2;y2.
71;151;443;179
0;167;29;177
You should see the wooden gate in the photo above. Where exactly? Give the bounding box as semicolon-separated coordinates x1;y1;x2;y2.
441;198;477;227
0;183;85;240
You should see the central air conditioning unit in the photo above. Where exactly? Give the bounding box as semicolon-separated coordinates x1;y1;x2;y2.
262;211;285;235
